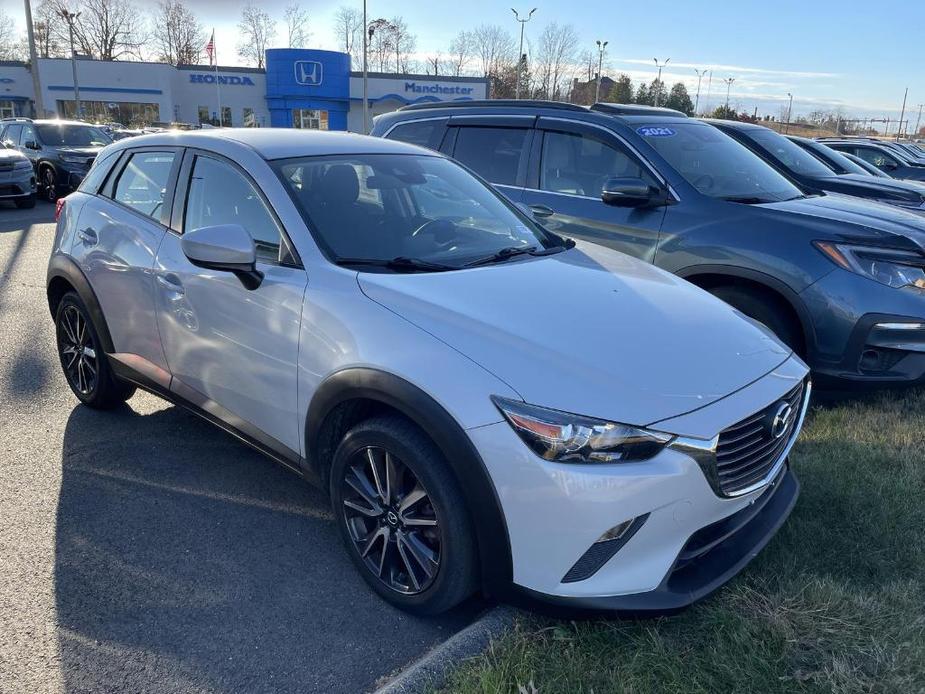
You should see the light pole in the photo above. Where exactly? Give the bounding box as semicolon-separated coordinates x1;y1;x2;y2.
693;68;709;115
511;8;536;100
722;77;735;112
362;0;369;133
23;0;44;118
785;92;793;134
58;8;81;120
915;104;924;139
653;57;670;106
594;40;608;103
703;70;713;114
896;86;908;140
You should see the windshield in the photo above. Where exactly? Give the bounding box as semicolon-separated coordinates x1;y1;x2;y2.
746;129;837;178
274;154;558;268
36;124;111;147
798;141;870;175
639;122;803;202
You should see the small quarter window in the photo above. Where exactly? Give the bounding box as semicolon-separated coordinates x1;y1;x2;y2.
112;151;175;220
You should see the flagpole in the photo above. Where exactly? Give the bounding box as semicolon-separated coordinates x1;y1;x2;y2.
212;29;222;126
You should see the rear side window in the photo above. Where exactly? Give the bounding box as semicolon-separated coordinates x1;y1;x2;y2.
386;120;445;151
451;126;529;187
112;151;175;220
78;149;121;194
2;124;22;146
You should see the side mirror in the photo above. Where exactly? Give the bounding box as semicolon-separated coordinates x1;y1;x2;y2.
24;140;39;150
601;177;665;208
180;224;263;290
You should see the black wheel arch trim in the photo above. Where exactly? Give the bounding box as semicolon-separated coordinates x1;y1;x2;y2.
676;264;817;356
305;367;514;595
46;253;115;354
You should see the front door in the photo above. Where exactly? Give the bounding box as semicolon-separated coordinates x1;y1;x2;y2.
154;150;307;457
520;120;667;262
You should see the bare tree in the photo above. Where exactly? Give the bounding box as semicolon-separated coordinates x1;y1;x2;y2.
472;24;515;78
533;22;579;100
152;0;204;65
41;0;147;61
447;30;472;77
367;18;392;71
284;3;310;48
0;8;21;60
332;5;362;69
30;0;66;58
237;2;275;69
388;17;415;73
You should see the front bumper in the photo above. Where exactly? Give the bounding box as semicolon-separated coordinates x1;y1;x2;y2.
467;355;807;610
801;268;925;386
0;170;36;199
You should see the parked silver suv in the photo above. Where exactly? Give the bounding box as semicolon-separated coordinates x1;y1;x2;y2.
0;140;36;208
47;129;808;614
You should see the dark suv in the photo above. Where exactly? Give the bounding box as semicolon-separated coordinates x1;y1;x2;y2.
819;138;925;182
0;118;112;202
707;120;925;213
373;101;925;387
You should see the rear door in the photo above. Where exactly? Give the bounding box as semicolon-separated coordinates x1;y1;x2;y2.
443;117;534;205
520;119;667;262
70;147;180;383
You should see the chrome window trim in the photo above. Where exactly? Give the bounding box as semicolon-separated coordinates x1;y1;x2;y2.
669;380;812;499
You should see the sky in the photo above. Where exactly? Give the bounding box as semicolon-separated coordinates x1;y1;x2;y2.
5;0;925;124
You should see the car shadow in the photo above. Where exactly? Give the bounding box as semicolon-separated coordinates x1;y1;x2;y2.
54;402;483;693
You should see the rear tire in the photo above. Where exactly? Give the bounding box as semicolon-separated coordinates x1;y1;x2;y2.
330;415;478;615
15;194;36;209
55;291;135;409
709;285;803;354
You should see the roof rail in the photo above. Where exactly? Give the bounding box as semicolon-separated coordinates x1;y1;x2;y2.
590;103;688;118
0;116;33;122
398;99;588;113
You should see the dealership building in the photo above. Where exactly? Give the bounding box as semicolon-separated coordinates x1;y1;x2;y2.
0;48;488;131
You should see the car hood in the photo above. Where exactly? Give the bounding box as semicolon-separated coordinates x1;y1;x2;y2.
821;173;925;204
0;148;28;164
57;146;103;157
358;243;791;427
760;193;925;249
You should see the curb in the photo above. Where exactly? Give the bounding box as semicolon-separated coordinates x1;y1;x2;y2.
371;606;516;694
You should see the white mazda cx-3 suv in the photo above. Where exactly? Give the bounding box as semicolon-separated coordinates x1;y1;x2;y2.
47;129;809;614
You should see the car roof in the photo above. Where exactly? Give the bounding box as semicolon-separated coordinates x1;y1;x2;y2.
391;100;688;126
103;128;436;160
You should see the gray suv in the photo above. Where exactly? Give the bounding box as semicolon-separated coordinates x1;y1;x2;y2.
373;101;925;388
0;118;111;202
0;140;36;208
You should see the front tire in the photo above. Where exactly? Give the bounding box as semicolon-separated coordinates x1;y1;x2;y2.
42;167;58;203
330;415;478;615
55;292;135;408
709;285;803;355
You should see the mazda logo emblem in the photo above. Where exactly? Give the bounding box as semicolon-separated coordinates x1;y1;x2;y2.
770;402;794;439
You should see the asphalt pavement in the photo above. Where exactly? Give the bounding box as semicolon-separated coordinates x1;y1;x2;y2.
0;203;483;694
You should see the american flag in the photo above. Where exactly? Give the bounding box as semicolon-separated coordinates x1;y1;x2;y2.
205;31;215;65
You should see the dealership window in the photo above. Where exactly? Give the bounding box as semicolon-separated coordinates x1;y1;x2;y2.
56;100;159;127
243;108;257;127
221;106;231;127
198;106;210;124
0;100;15;119
451;126;529;187
112;151;176;221
293;109;328;130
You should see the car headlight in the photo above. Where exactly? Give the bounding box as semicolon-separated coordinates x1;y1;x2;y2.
814;241;925;290
13;160;32;171
59;155;85;164
492;396;674;463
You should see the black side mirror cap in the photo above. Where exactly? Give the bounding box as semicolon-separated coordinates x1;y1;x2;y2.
601;177;669;208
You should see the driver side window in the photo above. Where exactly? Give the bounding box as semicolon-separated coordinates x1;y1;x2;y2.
539;130;654;198
856;147;897;168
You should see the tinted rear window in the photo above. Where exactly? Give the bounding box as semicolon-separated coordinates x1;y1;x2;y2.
451;126;529;187
386;120;445;150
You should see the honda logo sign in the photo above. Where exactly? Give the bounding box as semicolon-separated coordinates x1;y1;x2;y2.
294;61;323;86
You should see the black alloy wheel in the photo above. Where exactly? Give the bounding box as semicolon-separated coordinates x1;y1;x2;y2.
57;302;98;397
341;445;442;595
43;168;58;202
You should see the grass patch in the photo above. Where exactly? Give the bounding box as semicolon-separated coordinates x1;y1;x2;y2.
441;390;925;693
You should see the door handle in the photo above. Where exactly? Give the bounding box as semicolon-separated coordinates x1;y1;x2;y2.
529;204;555;218
76;227;98;244
156;273;185;295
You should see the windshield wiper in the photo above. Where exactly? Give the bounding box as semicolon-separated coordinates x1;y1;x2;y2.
719;195;776;204
334;256;459;273
463;245;542;268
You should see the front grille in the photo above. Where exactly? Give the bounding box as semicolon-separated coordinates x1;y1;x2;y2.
715;380;805;495
0;163;13;172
